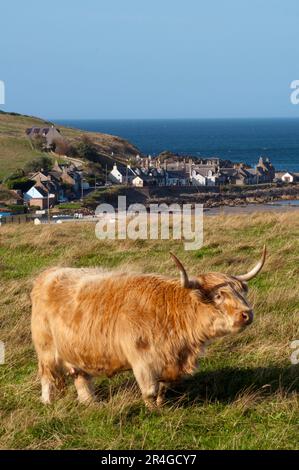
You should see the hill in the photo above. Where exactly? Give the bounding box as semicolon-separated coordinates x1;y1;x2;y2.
0;211;298;449
0;110;141;180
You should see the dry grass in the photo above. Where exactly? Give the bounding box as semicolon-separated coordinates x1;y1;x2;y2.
0;211;298;449
0;112;139;179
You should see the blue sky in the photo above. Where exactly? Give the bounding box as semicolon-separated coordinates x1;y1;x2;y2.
1;0;299;119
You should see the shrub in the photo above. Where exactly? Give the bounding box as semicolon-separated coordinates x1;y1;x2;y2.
23;156;53;174
76;135;99;162
31;134;47;151
6;177;33;192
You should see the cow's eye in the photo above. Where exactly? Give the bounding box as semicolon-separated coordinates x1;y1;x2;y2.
215;293;222;301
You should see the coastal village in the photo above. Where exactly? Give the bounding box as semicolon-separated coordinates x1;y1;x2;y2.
0;124;298;220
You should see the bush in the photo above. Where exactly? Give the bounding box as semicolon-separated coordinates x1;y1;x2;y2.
6;204;26;214
6;177;33;192
23;156;53;174
53;140;77;157
58;202;83;211
31;134;47;151
76;135;99;162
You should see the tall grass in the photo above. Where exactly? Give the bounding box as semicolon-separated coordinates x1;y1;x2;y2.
0;212;298;449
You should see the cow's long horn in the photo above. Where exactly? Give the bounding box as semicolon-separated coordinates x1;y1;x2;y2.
170;252;190;288
235;246;267;282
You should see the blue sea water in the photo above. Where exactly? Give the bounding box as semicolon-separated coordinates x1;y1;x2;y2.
55;118;299;172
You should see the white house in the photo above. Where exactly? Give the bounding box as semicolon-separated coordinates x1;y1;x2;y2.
109;164;136;185
281;172;296;183
132;175;145;187
191;169;207;186
191;168;218;186
24;186;55;210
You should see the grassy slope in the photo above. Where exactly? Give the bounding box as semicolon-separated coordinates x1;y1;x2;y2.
0;111;140;179
0;211;298;450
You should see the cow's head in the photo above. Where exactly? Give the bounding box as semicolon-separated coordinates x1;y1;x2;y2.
170;247;266;337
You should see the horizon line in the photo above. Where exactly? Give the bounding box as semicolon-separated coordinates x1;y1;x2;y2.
2;109;299;122
52;116;299;122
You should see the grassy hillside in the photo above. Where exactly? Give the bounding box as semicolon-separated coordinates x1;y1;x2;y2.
0;211;298;450
0;111;140;179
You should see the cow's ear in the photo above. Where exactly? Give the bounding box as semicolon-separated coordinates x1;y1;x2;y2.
191;281;212;302
212;290;223;305
188;278;202;290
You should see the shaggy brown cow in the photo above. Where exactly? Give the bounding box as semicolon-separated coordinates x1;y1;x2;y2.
31;247;266;408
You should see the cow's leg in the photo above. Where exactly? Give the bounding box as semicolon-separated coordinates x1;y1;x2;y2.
133;363;159;410
156;381;169;407
41;375;55;404
38;358;58;405
32;308;64;404
74;374;95;404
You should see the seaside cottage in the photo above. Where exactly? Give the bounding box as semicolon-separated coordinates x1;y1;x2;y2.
29;162;84;201
109;164;136;185
26;125;64;150
191;167;221;186
219;167;256;186
30;174;60;202
0;189;23;207
132;175;145;187
165;170;189;186
24;186;55;210
255;157;275;183
281;172;297;183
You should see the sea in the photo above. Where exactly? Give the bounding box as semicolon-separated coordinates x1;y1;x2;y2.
55;118;299;172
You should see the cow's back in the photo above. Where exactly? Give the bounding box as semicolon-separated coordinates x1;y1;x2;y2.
31;268;145;375
31;267;194;377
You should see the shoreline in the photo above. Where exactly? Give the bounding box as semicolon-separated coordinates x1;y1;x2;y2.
205;199;299;216
43;198;299;224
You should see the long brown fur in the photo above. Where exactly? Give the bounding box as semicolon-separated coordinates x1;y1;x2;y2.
31;263;257;408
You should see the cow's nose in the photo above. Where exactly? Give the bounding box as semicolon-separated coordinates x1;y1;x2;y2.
241;311;253;325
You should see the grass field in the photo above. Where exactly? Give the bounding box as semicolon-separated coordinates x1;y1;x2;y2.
0;211;298;450
0;111;139;180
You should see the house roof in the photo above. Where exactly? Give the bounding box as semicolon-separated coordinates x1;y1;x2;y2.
193;168;217;177
219;168;237;176
28;186;49;198
166;170;188;179
133;175;144;181
48;171;63;182
30;171;49;182
114;166;137;177
0;189;23;204
26;127;61;136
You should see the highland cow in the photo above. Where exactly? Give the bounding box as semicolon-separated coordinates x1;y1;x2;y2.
31;247;266;408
